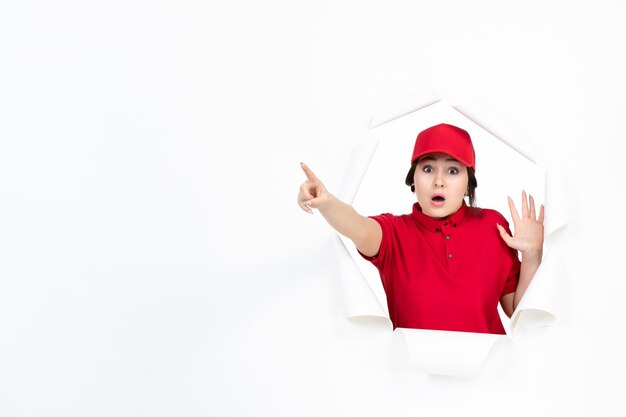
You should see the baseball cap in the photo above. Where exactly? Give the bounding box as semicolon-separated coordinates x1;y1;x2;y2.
411;123;476;171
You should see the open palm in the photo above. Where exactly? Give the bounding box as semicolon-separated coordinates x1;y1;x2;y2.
497;191;545;255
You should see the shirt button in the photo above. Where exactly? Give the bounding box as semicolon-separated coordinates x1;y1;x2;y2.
445;236;450;240
448;253;453;258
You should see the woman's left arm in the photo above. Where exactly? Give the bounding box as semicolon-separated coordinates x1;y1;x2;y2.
497;191;545;316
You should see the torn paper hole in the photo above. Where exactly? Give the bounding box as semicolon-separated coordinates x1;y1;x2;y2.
333;95;568;375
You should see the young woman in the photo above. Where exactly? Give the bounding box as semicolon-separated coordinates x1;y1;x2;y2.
297;123;544;334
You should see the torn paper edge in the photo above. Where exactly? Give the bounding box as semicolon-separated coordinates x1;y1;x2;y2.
332;91;569;374
398;328;508;376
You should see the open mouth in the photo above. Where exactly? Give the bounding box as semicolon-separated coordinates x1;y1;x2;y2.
431;194;445;206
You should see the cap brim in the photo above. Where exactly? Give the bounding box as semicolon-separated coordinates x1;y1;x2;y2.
412;149;474;170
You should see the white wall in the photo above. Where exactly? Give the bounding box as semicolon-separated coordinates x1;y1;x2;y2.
0;1;624;416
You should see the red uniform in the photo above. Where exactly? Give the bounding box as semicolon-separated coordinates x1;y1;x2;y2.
360;202;520;334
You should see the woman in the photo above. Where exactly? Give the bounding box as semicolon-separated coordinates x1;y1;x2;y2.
297;123;544;334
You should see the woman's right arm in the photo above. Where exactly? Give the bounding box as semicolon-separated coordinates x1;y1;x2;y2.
298;162;382;257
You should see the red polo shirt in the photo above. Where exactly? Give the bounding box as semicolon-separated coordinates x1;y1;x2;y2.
360;202;520;334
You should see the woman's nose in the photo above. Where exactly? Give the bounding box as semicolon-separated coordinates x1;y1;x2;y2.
434;172;444;187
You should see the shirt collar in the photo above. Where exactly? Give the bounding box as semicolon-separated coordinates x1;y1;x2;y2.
411;201;468;232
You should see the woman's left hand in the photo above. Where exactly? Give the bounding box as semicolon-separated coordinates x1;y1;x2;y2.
497;191;545;258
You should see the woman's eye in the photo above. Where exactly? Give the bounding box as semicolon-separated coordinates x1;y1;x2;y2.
448;167;459;174
422;166;433;173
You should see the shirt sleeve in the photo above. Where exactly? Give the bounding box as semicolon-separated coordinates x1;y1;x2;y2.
499;219;521;295
357;213;395;269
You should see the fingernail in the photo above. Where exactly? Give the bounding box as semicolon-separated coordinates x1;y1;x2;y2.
304;200;312;207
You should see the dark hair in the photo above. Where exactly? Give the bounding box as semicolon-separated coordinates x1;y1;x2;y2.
404;159;479;208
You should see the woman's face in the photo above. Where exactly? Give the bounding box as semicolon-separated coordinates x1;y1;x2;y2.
413;152;469;219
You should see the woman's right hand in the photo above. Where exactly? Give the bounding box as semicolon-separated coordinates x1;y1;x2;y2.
298;162;331;214
297;162;382;256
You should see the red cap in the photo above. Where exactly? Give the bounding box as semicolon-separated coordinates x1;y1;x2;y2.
411;123;476;171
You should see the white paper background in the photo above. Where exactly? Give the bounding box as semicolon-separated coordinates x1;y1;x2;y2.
1;1;624;416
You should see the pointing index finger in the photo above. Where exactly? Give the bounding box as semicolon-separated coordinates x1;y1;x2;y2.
300;162;318;182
